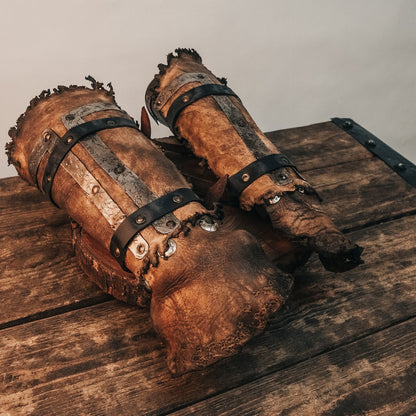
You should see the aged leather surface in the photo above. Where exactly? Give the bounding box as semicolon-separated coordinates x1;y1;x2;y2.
146;48;363;272
7;80;293;374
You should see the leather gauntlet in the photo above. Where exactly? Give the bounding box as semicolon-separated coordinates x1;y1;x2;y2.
146;49;363;272
7;80;292;374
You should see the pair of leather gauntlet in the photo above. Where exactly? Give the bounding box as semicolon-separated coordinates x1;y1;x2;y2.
7;49;362;375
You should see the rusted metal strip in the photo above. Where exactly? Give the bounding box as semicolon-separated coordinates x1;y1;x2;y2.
42;117;140;205
62;103;181;234
61;152;149;261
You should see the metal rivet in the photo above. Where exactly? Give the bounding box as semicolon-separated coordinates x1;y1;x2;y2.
156;99;162;106
66;136;73;144
172;195;183;203
159;239;177;258
199;216;218;232
65;114;75;121
182;95;190;103
43;132;51;142
366;139;376;148
396;162;406;171
137;244;146;255
268;195;281;205
107;119;116;126
114;165;125;174
297;186;305;194
114;248;120;258
136;216;146;224
278;173;288;181
91;185;100;195
281;158;289;164
166;220;176;229
241;173;250;182
47;176;51;182
343;120;353;129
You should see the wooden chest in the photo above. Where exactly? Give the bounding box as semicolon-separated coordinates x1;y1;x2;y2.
1;119;415;415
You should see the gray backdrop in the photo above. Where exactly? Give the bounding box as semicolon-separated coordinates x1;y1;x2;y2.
1;0;415;178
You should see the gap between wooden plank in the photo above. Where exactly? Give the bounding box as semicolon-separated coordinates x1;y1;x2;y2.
0;215;414;415
0;294;111;331
167;317;416;416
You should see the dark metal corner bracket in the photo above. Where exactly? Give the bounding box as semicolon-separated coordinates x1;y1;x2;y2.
332;117;416;188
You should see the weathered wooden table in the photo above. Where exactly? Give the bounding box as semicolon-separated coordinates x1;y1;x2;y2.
1;119;415;415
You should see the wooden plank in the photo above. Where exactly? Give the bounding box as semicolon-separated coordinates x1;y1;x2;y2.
1;215;415;415
171;318;416;416
265;121;373;171
161;121;373;176
172;155;416;231
1;128;416;326
306;157;416;230
0;177;107;327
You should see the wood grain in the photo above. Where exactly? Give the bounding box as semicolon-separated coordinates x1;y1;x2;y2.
171;318;416;416
1;215;414;415
2;152;415;328
0;177;107;326
265;121;374;171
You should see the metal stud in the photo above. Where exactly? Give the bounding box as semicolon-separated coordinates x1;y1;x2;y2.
65;114;75;121
66;136;73;144
267;195;281;205
91;185;100;195
46;176;51;182
297;186;305;194
159;239;177;258
396;162;406;171
114;165;125;174
343;120;353;129
106;119;116;126
43;132;51;142
114;248;120;258
278;173;288;181
172;195;183;203
366;139;376;148
241;173;250;182
198;216;218;232
182;95;190;103
137;244;146;255
136;216;146;224
166;220;177;229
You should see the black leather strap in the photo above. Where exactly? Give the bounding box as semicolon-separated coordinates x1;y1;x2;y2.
110;188;200;269
165;84;238;129
41;117;140;205
228;154;295;197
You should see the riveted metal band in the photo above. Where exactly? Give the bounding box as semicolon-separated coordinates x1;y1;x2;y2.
332;117;416;187
228;154;295;197
147;72;214;122
41;116;140;205
110;188;200;269
165;84;238;129
61;103;181;235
